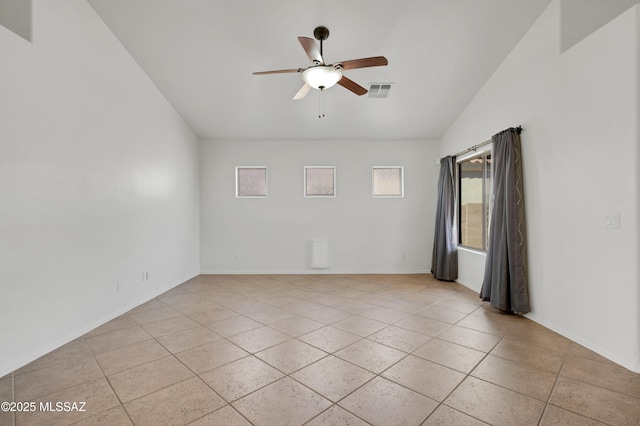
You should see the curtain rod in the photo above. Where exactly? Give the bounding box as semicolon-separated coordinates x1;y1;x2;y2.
442;126;522;161
450;138;492;160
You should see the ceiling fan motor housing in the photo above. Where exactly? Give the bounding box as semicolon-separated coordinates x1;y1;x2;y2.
313;26;330;41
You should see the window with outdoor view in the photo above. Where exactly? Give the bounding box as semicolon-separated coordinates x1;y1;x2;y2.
458;152;491;250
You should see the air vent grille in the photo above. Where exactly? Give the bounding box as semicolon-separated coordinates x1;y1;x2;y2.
368;83;392;98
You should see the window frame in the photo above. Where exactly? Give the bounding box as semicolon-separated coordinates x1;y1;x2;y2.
372;166;404;198
304;166;336;198
457;147;492;251
235;166;268;198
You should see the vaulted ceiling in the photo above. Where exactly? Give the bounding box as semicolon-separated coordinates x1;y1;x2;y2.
87;0;552;141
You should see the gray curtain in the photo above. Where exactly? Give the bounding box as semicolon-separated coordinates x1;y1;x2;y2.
432;156;458;281
480;127;530;313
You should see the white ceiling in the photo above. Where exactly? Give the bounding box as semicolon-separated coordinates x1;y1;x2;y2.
87;0;552;141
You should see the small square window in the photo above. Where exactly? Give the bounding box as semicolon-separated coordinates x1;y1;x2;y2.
372;166;404;197
304;166;335;197
236;167;267;197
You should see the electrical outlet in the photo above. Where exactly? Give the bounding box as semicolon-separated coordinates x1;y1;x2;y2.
401;252;407;260
116;280;123;292
605;214;620;229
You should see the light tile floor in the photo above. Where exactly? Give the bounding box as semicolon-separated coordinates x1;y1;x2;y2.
2;274;640;425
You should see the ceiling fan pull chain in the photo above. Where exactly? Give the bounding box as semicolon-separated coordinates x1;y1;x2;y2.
318;89;325;118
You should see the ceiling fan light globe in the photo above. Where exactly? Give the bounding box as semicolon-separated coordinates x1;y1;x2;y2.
301;66;342;90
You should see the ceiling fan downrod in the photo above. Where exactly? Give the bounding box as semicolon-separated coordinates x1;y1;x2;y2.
313;26;330;60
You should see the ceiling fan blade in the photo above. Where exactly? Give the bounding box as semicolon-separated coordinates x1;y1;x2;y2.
298;36;324;64
293;83;311;100
253;68;304;75
336;56;388;71
338;76;368;96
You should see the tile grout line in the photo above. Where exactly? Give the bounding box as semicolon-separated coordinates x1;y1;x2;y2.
419;323;496;424
144;299;337;424
12;372;15;426
93;299;241;425
193;278;361;424
12;274;636;425
287;293;469;424
268;278;481;423
535;337;572;426
541;343;640;425
111;323;230;426
214;279;488;424
413;308;520;424
192;276;412;424
80;335;137;426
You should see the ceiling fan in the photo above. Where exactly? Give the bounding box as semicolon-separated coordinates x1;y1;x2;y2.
253;26;388;100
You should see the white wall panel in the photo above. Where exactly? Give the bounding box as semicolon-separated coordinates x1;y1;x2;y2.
439;1;640;372
200;139;439;274
0;0;200;376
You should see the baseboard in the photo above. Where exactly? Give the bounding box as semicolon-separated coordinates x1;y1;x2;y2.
199;269;431;275
1;272;199;378
525;312;640;374
454;279;639;373
452;278;481;293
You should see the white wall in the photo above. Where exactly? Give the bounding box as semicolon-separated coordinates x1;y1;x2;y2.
0;0;200;376
0;0;32;41
439;1;640;372
560;0;639;51
200;139;439;274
